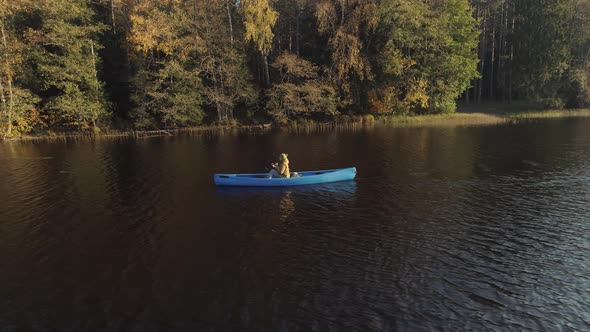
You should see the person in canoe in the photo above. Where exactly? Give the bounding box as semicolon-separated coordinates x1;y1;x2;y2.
269;153;290;178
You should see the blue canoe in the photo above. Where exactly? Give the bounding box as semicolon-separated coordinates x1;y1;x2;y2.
214;167;357;187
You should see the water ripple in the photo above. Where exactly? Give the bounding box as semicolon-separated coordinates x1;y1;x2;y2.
2;119;590;330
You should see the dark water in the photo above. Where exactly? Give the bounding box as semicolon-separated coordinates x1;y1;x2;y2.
1;118;590;331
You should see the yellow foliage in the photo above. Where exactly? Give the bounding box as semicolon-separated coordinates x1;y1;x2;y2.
405;78;429;109
369;79;430;115
355;1;379;31
331;29;371;83
12;107;41;135
368;90;388;114
369;87;403;114
315;1;336;34
0;0;28;16
129;1;199;56
315;0;378;91
130;11;176;55
382;46;416;76
242;0;278;54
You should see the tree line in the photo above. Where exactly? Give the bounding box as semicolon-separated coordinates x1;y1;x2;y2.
467;0;590;108
0;0;589;137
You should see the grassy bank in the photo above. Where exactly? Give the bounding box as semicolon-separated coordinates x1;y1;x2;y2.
379;108;590;127
507;109;590;119
458;101;590;117
379;112;508;127
272;106;590;132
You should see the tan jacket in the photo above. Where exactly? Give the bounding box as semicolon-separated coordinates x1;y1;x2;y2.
277;159;290;178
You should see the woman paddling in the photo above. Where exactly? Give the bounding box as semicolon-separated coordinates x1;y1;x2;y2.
269;153;290;178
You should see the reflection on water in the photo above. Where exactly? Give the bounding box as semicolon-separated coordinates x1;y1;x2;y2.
1;118;590;331
216;182;358;228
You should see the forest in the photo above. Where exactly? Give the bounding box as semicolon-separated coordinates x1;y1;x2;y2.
0;0;589;137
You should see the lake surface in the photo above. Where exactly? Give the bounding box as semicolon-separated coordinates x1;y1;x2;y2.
1;118;590;331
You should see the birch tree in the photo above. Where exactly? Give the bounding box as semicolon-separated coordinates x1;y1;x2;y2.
242;0;278;87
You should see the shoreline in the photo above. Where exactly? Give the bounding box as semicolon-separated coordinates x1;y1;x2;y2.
379;108;590;127
3;108;590;143
1;123;275;143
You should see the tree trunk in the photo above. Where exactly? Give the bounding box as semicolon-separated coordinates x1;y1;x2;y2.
508;1;515;103
226;0;234;47
91;41;98;80
111;0;117;34
0;77;6;134
478;7;487;104
263;51;270;87
218;103;222;122
474;79;479;104
497;0;504;102
296;1;301;56
502;0;508;102
498;1;508;102
490;11;495;100
219;69;231;120
90;40;100;128
256;54;262;84
1;23;12;135
214;73;223;123
339;0;345;26
6;76;12;135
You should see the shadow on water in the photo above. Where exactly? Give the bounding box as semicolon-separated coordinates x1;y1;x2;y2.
214;180;357;196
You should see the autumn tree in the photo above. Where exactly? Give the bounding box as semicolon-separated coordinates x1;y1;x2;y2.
129;0;255;128
241;0;279;87
315;0;378;108
267;52;337;123
1;0;589;136
199;0;257;123
0;0;40;137
129;0;206;128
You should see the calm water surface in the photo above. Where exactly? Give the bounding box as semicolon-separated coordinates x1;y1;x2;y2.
1;118;590;331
